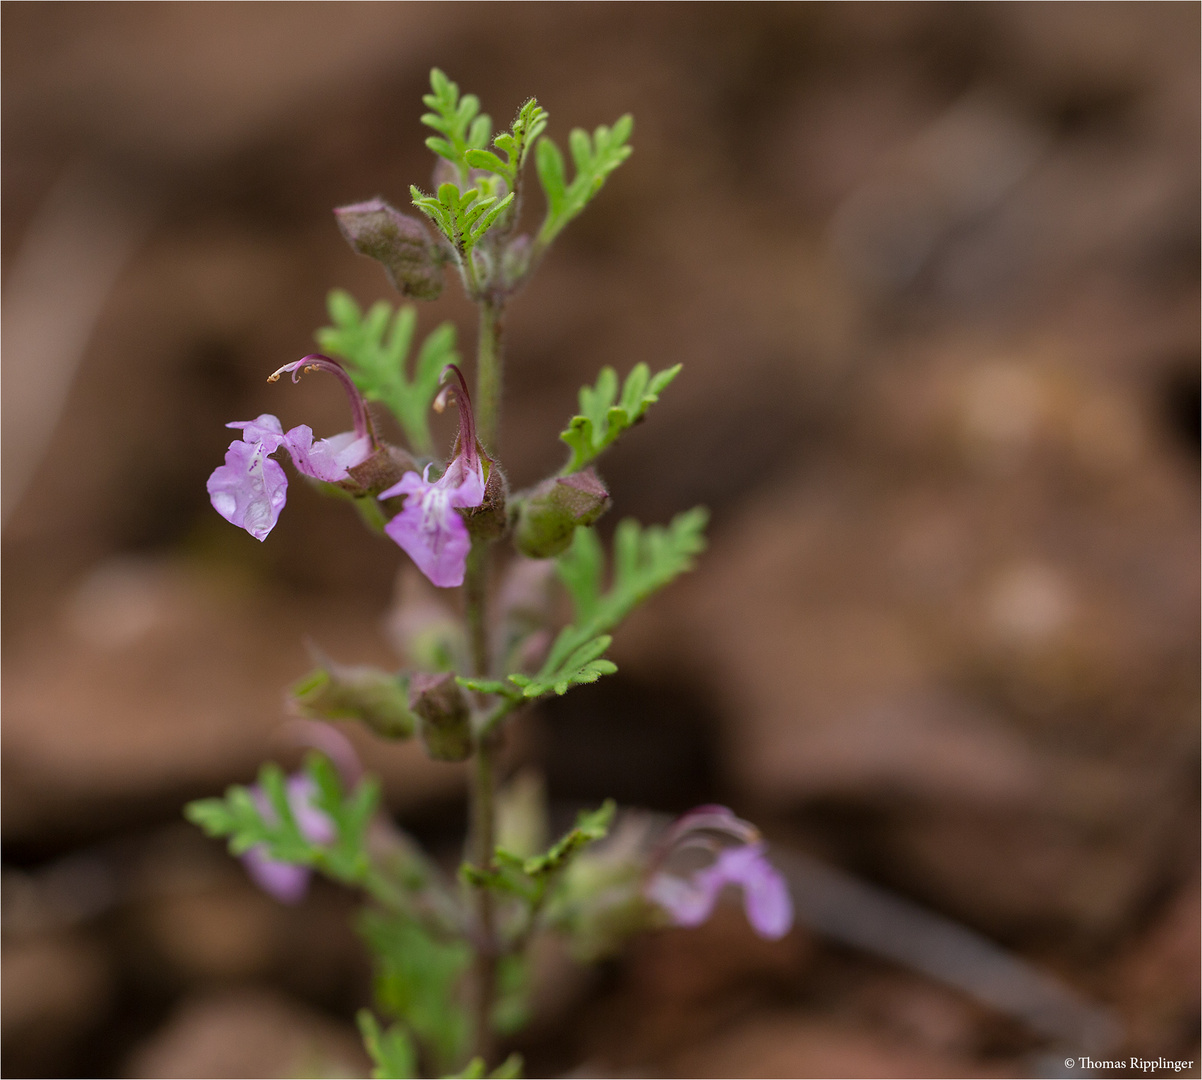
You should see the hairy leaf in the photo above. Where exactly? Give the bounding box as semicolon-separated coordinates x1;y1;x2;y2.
536;115;633;244
559;362;681;472
465;98;549;191
421;68;492;179
410;181;515;264
184;753;380;887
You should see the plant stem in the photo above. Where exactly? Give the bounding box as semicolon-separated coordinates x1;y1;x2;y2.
476;299;503;453
468;734;498;1064
464;292;505;1065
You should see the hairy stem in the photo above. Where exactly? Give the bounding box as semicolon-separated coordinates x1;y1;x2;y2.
468;735;498;1064
464;294;504;1065
476;299;503;453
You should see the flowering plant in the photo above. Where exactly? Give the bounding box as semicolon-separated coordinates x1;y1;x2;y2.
186;69;790;1079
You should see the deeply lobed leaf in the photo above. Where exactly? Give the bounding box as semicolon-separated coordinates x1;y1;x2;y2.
184;753;380;887
536;115;633;244
316;289;457;455
559;362;681;472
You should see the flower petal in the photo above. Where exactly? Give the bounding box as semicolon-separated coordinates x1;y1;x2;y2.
207;436;288;541
710;844;794;940
283;426;372;483
380;459;485;588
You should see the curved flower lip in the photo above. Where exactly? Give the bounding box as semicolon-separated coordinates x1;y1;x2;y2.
377;364;486;588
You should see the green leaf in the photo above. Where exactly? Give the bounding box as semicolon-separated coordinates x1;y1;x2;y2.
536;115;633;244
508;634;618;698
488;1054;525;1079
465;98;549;191
315;289;458;455
473;510;705;704
522;509;709;696
184;753;380;888
559;362;681;472
411;182;515;261
554;524;604;622
522;800;614;877
361;910;471;1072
454;676;520;699
421;69;492;179
358;1011;419;1080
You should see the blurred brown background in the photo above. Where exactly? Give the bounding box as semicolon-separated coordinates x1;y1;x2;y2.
3;3;1198;1077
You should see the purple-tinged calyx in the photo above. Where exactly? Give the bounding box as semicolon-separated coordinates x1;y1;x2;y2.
377;364;486;588
644;805;794;941
334;198;445;301
207;355;376;541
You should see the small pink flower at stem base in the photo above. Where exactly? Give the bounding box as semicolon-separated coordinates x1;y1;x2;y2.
378;364;486;588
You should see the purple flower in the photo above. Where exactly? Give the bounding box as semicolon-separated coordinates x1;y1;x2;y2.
378;364;486;588
207;356;375;541
645;806;794;940
241;773;336;905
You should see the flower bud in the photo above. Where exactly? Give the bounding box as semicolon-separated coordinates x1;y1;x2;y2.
513;468;611;558
290;660;415;740
334;198;445;301
409;672;472;762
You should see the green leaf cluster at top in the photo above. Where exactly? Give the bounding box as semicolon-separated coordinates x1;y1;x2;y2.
316;289;457;456
459;508;707;705
421;68;493;182
559;362;682;473
409;70;632;295
184;753;379;887
535;115;633;245
464;98;549;193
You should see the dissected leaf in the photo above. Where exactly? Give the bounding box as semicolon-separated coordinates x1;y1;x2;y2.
184;753;380;888
411;182;515;261
316;289;457;455
559;362;681;472
358;1011;419;1080
362;910;471;1072
421;69;492;179
465;98;549;191
536;115;633;244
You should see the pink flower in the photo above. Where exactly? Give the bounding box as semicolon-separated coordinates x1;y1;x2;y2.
377;365;485;588
207;356;374;541
645;805;794;940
